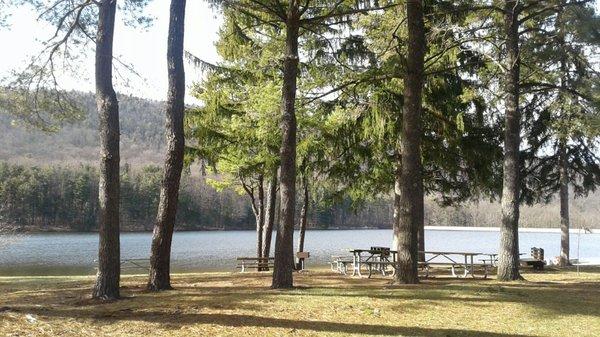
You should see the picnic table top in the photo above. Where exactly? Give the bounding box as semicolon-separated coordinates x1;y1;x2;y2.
421;251;482;256
520;257;544;262
349;249;483;256
487;253;526;256
349;249;393;254
348;249;538;258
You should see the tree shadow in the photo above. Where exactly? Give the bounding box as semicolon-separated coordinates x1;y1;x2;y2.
7;306;537;337
282;278;600;318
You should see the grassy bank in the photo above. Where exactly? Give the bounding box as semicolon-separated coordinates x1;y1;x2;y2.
1;268;599;336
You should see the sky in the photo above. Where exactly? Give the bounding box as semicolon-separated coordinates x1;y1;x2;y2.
1;1;599;104
0;1;222;103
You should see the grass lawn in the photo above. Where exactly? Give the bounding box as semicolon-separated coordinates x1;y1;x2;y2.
1;267;599;337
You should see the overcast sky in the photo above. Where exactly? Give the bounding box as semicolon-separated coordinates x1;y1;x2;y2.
0;1;222;103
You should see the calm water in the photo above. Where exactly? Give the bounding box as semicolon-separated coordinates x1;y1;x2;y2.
0;229;599;276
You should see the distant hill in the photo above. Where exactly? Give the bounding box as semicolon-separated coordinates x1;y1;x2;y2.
0;91;598;230
0;92;166;166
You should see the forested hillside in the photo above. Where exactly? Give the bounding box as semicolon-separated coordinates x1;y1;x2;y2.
1;92;598;231
0;92;165;165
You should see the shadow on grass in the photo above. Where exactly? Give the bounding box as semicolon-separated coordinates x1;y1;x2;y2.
9;306;536;337
3;270;600;335
280;277;600;318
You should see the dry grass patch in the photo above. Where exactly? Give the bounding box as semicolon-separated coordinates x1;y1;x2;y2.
1;267;599;336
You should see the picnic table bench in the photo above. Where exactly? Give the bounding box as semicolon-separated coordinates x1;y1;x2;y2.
362;260;432;278
362;260;491;278
520;258;545;270
94;258;150;273
121;258;150;271
479;252;545;270
236;257;274;272
331;255;353;275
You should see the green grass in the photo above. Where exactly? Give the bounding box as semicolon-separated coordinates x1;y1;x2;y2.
1;267;599;336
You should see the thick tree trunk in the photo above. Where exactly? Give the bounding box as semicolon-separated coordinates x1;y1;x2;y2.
556;2;570;268
92;0;120;300
296;175;308;269
262;170;278;260
394;0;424;284
498;0;522;281
147;0;186;291
272;4;299;289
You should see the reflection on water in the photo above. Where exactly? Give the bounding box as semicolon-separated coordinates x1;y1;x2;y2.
0;229;599;276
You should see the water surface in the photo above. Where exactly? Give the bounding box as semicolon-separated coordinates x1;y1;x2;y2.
1;229;598;275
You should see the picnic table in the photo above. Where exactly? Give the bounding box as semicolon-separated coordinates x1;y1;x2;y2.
349;248;393;277
421;251;483;278
347;249;491;278
479;253;526;267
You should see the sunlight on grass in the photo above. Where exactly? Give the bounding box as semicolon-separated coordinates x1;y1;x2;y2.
1;267;599;336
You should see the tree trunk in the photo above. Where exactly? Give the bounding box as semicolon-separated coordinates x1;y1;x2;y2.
556;2;570;268
394;0;424;285
147;0;186;291
92;0;120;300
241;176;265;263
497;0;522;281
257;175;265;260
262;169;278;260
418;217;425;263
296;175;308;269
272;3;299;289
558;140;570;266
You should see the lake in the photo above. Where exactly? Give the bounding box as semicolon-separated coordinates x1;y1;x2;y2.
1;228;599;276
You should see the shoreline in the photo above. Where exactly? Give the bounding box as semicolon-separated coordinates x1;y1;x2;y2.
424;226;599;234
3;226;598;234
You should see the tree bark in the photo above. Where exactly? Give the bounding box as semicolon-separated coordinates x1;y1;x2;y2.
92;0;120;300
296;175;308;269
558;140;570;266
257;175;265;260
272;2;299;289
556;2;570;268
394;0;424;285
240;176;265;262
418;217;425;263
498;0;523;281
262;169;278;260
147;0;186;291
